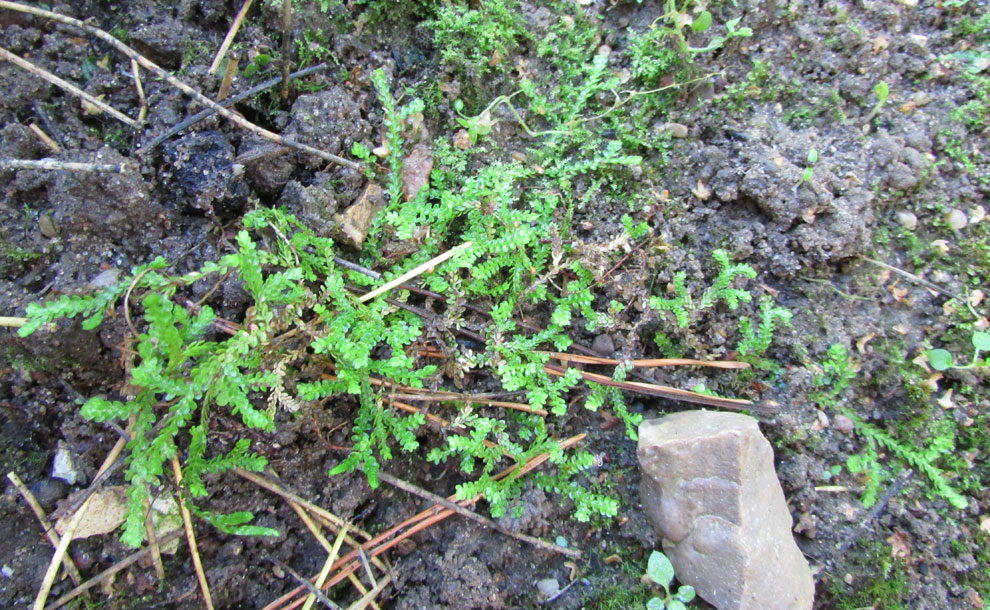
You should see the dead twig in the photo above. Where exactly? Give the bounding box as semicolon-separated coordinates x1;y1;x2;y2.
44;530;183;610
0;316;26;327
377;471;581;559
859;256;965;302
345;573;391;610
543;363;760;411
171;455;215;610
143;62;328;152
6;472;86;592
130;59;147;123
543;351;750;370
280;0;292;101
0;45;137;126
0;158;133;172
0;1;360;171
208;0;255;76
267;555;342;610
216;51;239;101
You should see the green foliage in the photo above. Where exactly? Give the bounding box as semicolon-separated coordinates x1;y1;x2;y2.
649;249;757;328
927;330;990;370
845;413;968;510
736;296;792;359
811;343;857;406
429;0;529;80
644;550;696;610
827;540;910;609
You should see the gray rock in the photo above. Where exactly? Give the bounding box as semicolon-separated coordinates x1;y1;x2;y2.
637;411;814;610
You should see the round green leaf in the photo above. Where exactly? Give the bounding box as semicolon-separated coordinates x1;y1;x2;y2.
927;348;954;371
972;331;990;352
647;550;675;586
676;585;696;602
669;601;687;610
646;598;666;610
691;11;713;32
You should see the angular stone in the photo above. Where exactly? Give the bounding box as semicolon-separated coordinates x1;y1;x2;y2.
637;411;814;610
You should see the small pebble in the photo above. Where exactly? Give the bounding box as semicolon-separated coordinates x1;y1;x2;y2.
662;122;689;138
28;478;69;510
833;415;855;434
895;210;917;230
536;578;560;598
51;442;79;485
591;334;614;356
946;209;968;230
969;205;986;224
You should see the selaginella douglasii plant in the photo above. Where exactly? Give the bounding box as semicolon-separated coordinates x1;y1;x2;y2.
14;0;772;548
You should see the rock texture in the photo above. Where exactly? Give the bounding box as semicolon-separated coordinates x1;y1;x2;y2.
637;411;814;610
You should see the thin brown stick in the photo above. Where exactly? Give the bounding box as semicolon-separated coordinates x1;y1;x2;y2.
130;59;147;123
44;530;183;610
171;455;215;610
208;0;255;75
143;493;166;581
385;392;547;416
0;158;133;172
543;351;750;369
29;123;61;153
261;434;586;610
216;52;239;101
543;363;758;411
280;0;292;101
234;469;374;542
6;472;86;590
377;471;581;558
268;555;342;610
0;45;137;126
859;255;965;302
0;1;361;171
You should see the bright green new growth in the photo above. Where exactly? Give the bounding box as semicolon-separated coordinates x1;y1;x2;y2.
811;343;857;406
737;295;793;359
649;249;757;328
927;330;990;371
645;550;696;610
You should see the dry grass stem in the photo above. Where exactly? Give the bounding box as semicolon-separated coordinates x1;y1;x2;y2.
143;492;166;581
357;242;473;303
208;0;255;75
544;351;750;369
346;572;391;610
0;45;137;126
0;1;360;171
32;492;96;610
378;471;581;559
280;0;292;100
302;527;350;610
6;472;86;590
130;59;147;122
171;455;215;610
29;123;61;153
0;159;133;172
0;316;26;327
217;52;239;101
45;530;183;610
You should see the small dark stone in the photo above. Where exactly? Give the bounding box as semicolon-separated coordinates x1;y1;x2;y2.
28;477;69;510
591;334;615;357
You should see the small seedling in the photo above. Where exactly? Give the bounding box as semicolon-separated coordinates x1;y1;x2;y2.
927;330;990;370
645;550;695;610
863;81;890;128
800;148;818;184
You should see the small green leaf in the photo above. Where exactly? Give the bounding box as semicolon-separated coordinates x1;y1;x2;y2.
647;550;675;587
676;585;696;602
873;81;889;104
972;331;990;352
807;149;819;164
691;11;712;31
927;348;954;371
668;601;687;610
646;598;666;610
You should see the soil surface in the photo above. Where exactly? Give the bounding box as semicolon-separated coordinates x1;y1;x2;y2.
1;1;988;609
